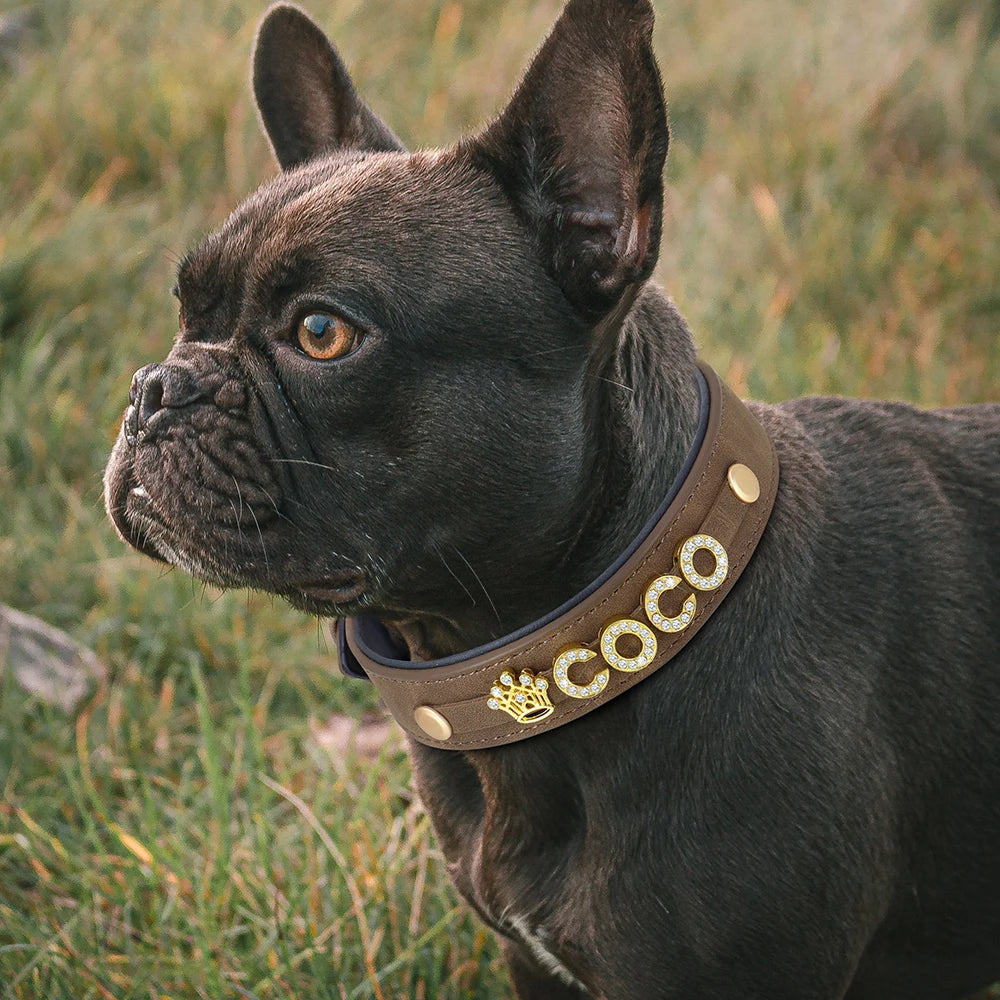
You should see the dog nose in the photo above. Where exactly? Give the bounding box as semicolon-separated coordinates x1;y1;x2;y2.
124;363;205;444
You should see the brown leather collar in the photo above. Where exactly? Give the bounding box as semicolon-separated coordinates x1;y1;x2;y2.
342;362;779;750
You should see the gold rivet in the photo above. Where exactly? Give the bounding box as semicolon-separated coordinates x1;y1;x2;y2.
727;463;760;504
414;705;452;741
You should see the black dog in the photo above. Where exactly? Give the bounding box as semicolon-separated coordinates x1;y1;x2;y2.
104;1;1000;996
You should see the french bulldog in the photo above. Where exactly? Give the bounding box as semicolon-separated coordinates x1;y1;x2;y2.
104;0;1000;997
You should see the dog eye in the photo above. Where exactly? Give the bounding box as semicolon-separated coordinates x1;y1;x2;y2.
296;312;360;361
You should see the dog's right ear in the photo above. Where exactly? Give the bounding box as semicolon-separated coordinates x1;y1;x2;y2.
464;0;668;322
252;3;403;170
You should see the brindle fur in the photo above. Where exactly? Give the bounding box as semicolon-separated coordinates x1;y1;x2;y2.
104;2;1000;996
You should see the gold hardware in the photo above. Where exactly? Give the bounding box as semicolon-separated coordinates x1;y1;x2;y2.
413;705;453;741
600;618;657;673
676;534;729;591
727;463;760;503
483;534;727;721
487;669;555;724
644;575;697;633
552;646;609;700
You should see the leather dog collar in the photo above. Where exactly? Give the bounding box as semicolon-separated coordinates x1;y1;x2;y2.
339;362;779;750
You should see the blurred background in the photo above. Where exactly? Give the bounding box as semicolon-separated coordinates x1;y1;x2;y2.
1;0;998;996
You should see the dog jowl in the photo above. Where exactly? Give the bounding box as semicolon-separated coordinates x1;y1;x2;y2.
105;1;1000;997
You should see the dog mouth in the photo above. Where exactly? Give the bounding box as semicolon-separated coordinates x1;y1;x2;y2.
297;573;367;604
119;471;370;609
114;476;171;562
106;406;375;616
287;570;369;616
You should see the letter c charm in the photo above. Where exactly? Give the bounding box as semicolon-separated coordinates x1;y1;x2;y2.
552;647;609;699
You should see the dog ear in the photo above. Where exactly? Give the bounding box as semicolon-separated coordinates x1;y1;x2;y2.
465;0;668;321
252;3;404;169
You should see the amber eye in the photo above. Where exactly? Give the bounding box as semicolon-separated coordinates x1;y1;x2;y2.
296;312;360;360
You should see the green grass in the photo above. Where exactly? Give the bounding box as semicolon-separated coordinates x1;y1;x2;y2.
0;0;998;997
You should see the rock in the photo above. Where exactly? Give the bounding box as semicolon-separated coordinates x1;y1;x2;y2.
0;8;40;73
310;711;396;762
0;603;106;712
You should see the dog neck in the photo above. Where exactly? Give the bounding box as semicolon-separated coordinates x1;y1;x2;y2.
382;288;702;661
343;344;777;749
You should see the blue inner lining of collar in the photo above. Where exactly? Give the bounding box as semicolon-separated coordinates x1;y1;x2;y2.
341;367;710;675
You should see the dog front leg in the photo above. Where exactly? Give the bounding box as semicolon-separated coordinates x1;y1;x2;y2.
501;937;594;1000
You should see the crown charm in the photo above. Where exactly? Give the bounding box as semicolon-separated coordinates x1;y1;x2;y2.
486;669;555;725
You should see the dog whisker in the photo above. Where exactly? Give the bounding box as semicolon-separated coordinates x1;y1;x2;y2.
586;372;635;393
259;485;295;527
229;498;245;549
269;457;339;474
506;345;579;359
452;544;501;625
245;500;271;578
232;475;245;522
432;541;478;608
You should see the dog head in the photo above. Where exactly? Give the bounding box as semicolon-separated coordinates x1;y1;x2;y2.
104;0;679;649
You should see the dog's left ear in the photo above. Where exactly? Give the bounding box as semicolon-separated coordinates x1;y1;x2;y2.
465;0;668;321
252;3;404;170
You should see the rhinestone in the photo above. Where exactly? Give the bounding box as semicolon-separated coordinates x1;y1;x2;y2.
558;658;568;669
655;580;665;591
569;686;578;696
608;655;619;665
652;614;662;625
500;672;513;686
555;667;566;678
536;678;548;690
611;625;621;635
713;543;722;554
685;601;695;611
647;602;657;613
491;686;502;697
681;613;690;623
568;651;578;660
558;678;568;689
519;673;532;686
487;698;499;710
589;684;599;694
515;693;526;703
685;540;695;552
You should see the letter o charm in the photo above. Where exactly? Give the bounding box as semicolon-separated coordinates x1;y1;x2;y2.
600;619;657;673
677;534;729;592
552;647;609;700
644;575;697;633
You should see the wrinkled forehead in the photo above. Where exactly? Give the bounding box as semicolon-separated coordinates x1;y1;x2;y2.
176;149;531;317
221;150;419;259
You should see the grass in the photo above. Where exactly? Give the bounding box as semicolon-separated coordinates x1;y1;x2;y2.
0;0;998;996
